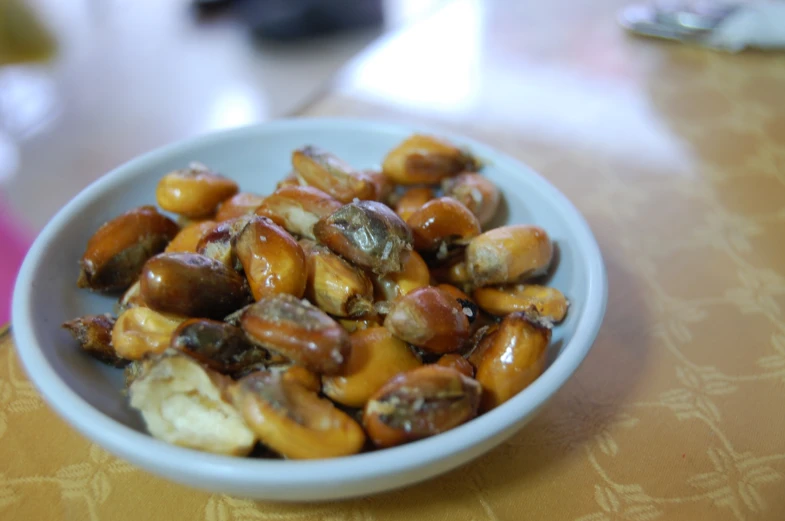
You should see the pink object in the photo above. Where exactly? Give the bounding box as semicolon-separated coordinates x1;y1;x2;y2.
0;201;31;324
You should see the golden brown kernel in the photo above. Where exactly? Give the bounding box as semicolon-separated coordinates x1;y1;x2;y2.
363;365;481;448
78;206;179;292
314;200;413;275
231;370;365;459
383;286;471;354
156;164;238;219
382;134;479;185
240;294;350;375
466;225;552;286
234;216;307;300
323;327;422;408
140;252;250;319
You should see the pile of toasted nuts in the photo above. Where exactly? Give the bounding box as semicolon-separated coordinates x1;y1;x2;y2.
62;134;569;459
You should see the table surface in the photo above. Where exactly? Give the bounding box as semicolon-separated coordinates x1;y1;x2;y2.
3;0;785;520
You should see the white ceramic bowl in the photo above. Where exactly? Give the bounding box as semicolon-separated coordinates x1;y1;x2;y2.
12;118;606;501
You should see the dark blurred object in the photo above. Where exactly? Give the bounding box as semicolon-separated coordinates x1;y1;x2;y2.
0;0;57;65
196;0;384;41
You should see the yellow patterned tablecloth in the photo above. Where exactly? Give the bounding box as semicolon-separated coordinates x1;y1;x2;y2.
3;0;785;518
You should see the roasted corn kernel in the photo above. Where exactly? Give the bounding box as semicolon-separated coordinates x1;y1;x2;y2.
395;187;434;222
165;220;217;254
155;163;239;219
441;173;500;228
195;215;250;270
170;319;273;374
314;200;413;275
435;353;475;378
256;185;341;240
62;314;127;367
129;352;256;456
300;239;374;317
215;192;265;222
78;206;179;292
466;225;553;286
234;216;307;300
323;327;422;408
474;284;568;323
382;134;479;185
230;370;365;459
240;294;350;375
383;286;471;354
112;307;186;360
372;250;430;302
292;146;374;203
140;252;251;319
473;312;551;412
407;197;481;256
363;365;481;448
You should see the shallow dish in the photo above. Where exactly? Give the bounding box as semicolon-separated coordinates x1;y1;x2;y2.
12;118;607;501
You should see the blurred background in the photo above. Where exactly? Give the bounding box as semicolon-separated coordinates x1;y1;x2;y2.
0;0;448;323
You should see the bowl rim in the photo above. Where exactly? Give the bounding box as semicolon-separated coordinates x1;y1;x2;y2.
12;117;607;488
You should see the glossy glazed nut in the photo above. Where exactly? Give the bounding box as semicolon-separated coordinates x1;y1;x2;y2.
215;193;266;222
473;312;551;412
407;197;481;255
77;206;180;292
230;370;365;459
140;252;251;319
435;353;475;378
165;220;217;254
384;286;471;354
441;173;500;227
234;216;307;300
323;327;422;408
196;216;251;270
170;319;273;374
291;146;374;203
62;314;127;367
256;185;342;240
372;250;430;302
362;169;394;202
363;365;481;448
155;163;239;219
112;307;186;360
395;187;435;222
313;200;414;275
473;284;569;323
337;315;383;333
129;353;256;456
240;294;350;375
300;240;374;317
382;134;480;185
466;225;553;286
